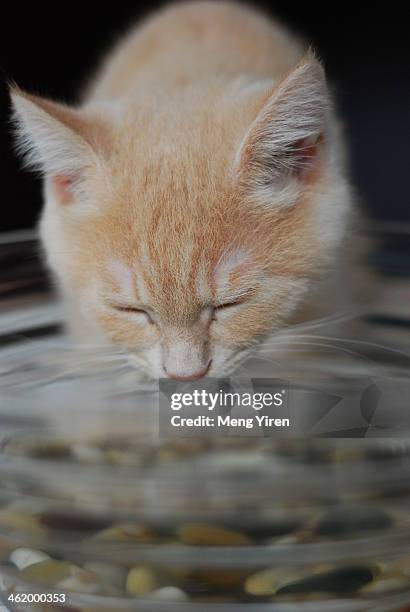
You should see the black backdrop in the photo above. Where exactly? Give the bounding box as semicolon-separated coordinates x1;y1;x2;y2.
1;1;409;232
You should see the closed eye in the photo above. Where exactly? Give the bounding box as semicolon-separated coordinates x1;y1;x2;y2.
109;303;154;323
215;300;243;310
212;299;244;320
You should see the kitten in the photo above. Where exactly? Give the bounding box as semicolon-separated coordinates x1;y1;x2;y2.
10;1;353;380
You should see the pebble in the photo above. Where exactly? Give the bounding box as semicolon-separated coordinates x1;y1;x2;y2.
93;522;155;542
148;586;189;601
104;449;141;466
57;569;102;595
244;568;295;596
315;507;392;537
268;534;306;546
276;565;375;596
9;547;51;570
390;554;410;577
39;510;109;533
247;518;303;540
158;440;210;463
177;523;251;546
83;561;126;590
71;444;106;464
361;576;409;594
24;441;72;460
0;573;15;591
126;566;160;596
195;569;250;590
0;508;41;533
20;560;74;585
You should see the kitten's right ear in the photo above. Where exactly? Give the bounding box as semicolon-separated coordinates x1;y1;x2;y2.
235;53;329;205
9;86;103;203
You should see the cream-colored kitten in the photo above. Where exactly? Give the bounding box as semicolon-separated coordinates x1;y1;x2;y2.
11;1;353;380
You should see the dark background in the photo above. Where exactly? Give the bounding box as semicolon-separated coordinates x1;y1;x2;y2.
0;1;409;232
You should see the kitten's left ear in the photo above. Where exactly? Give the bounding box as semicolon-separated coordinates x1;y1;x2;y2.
236;53;329;198
9;86;105;204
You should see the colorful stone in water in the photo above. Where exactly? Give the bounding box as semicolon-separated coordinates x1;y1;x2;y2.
177;523;251;546
10;547;50;570
126;566;159;596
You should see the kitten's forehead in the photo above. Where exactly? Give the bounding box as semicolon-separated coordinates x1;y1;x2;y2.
105;246;253;311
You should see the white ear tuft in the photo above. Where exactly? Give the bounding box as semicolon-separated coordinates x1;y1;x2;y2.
9;87;94;176
237;53;329;193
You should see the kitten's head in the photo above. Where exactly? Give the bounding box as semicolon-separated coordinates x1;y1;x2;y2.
10;54;349;379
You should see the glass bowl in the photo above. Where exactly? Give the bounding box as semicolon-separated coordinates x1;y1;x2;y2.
1;231;410;611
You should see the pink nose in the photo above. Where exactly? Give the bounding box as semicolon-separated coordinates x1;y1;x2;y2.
165;360;212;381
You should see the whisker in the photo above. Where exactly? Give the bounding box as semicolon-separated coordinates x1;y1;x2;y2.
268;307;365;339
270;334;410;360
259;339;369;358
257;341;382;378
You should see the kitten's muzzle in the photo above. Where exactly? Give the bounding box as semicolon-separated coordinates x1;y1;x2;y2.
165;359;212;381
